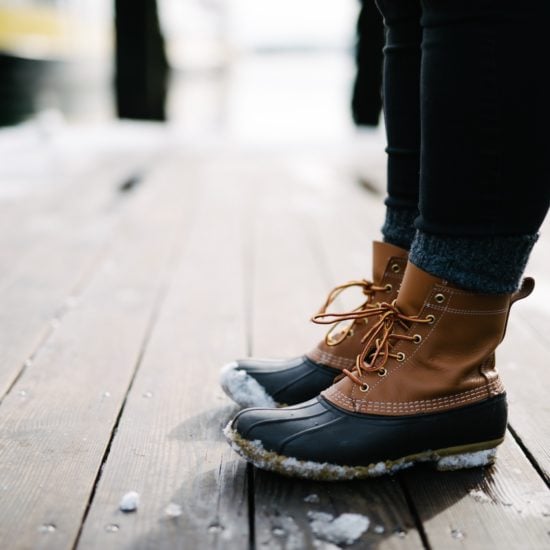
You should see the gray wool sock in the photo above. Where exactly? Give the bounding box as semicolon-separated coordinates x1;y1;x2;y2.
381;207;418;251
409;231;538;294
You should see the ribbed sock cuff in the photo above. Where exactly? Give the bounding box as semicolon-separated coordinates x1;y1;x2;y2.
409;231;538;294
382;207;418;251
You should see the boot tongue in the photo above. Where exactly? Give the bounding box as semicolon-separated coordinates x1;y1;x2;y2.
372;241;408;284
396;262;444;317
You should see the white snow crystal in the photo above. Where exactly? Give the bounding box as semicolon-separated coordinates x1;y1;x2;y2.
436;449;496;470
308;511;370;546
219;362;277;408
165;502;183;518
119;491;140;512
313;541;342;550
370;462;388;475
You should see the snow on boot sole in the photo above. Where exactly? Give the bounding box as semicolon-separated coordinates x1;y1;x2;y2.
219;361;280;408
223;423;501;481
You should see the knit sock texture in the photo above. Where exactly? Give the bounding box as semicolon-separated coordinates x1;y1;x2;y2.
381;207;418;251
409;231;538;294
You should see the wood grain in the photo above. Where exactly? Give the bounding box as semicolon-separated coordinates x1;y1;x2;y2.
76;154;251;549
400;435;550;549
0;129;163;397
0;157;188;548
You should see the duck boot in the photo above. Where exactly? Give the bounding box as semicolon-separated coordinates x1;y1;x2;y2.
224;262;534;480
219;241;408;408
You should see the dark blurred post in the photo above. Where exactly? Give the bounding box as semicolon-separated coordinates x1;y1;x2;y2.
0;54;46;127
351;0;384;127
115;0;169;120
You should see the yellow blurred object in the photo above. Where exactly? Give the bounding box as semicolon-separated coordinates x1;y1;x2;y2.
0;5;110;60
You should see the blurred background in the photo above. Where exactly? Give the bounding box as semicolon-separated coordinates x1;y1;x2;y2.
0;0;385;145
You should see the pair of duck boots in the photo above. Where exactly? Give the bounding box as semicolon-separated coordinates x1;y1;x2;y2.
220;241;533;480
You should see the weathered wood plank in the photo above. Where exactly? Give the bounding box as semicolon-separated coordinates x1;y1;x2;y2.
498;215;550;481
0;158;188;548
76;155;251;549
500;317;550;483
250;160;423;549
400;435;550;549
254;472;423;550
249;160;329;357
0;126;165;398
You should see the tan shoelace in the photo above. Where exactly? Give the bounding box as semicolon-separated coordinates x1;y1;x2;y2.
311;279;387;346
314;300;433;388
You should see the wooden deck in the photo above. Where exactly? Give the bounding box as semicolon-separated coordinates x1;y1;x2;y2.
0;121;549;549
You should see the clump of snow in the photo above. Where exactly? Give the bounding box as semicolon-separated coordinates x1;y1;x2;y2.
313;541;341;550
219;362;278;408
436;449;496;471
451;528;465;539
308;511;370;546
165;502;183;518
304;493;320;503
369;462;388;475
119;491;140;513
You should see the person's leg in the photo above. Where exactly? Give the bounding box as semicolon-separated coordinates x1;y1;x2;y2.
378;0;422;250
411;0;550;293
224;1;549;479
351;0;384;127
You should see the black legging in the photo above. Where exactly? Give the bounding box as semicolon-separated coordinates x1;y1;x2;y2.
377;0;550;237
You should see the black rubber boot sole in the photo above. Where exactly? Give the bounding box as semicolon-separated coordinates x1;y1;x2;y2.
224;394;507;480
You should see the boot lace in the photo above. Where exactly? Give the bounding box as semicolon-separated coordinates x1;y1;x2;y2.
316;300;433;387
311;279;388;346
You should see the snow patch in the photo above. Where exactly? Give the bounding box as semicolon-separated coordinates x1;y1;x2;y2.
223;424;413;480
219;362;278;408
436;449;496;471
119;491;140;512
304;493;320;503
165;502;183;518
308;511;370;546
313;541;342;550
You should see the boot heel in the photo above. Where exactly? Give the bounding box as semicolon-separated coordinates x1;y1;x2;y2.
435;447;498;471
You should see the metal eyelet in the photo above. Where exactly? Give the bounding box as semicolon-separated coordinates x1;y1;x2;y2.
391;263;401;273
396;352;406;362
434;293;445;303
426;314;435;324
360;383;370;392
413;334;422;344
377;368;387;377
385;283;393;293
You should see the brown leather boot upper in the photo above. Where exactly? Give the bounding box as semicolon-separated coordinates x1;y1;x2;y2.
306;241;408;372
322;262;534;416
